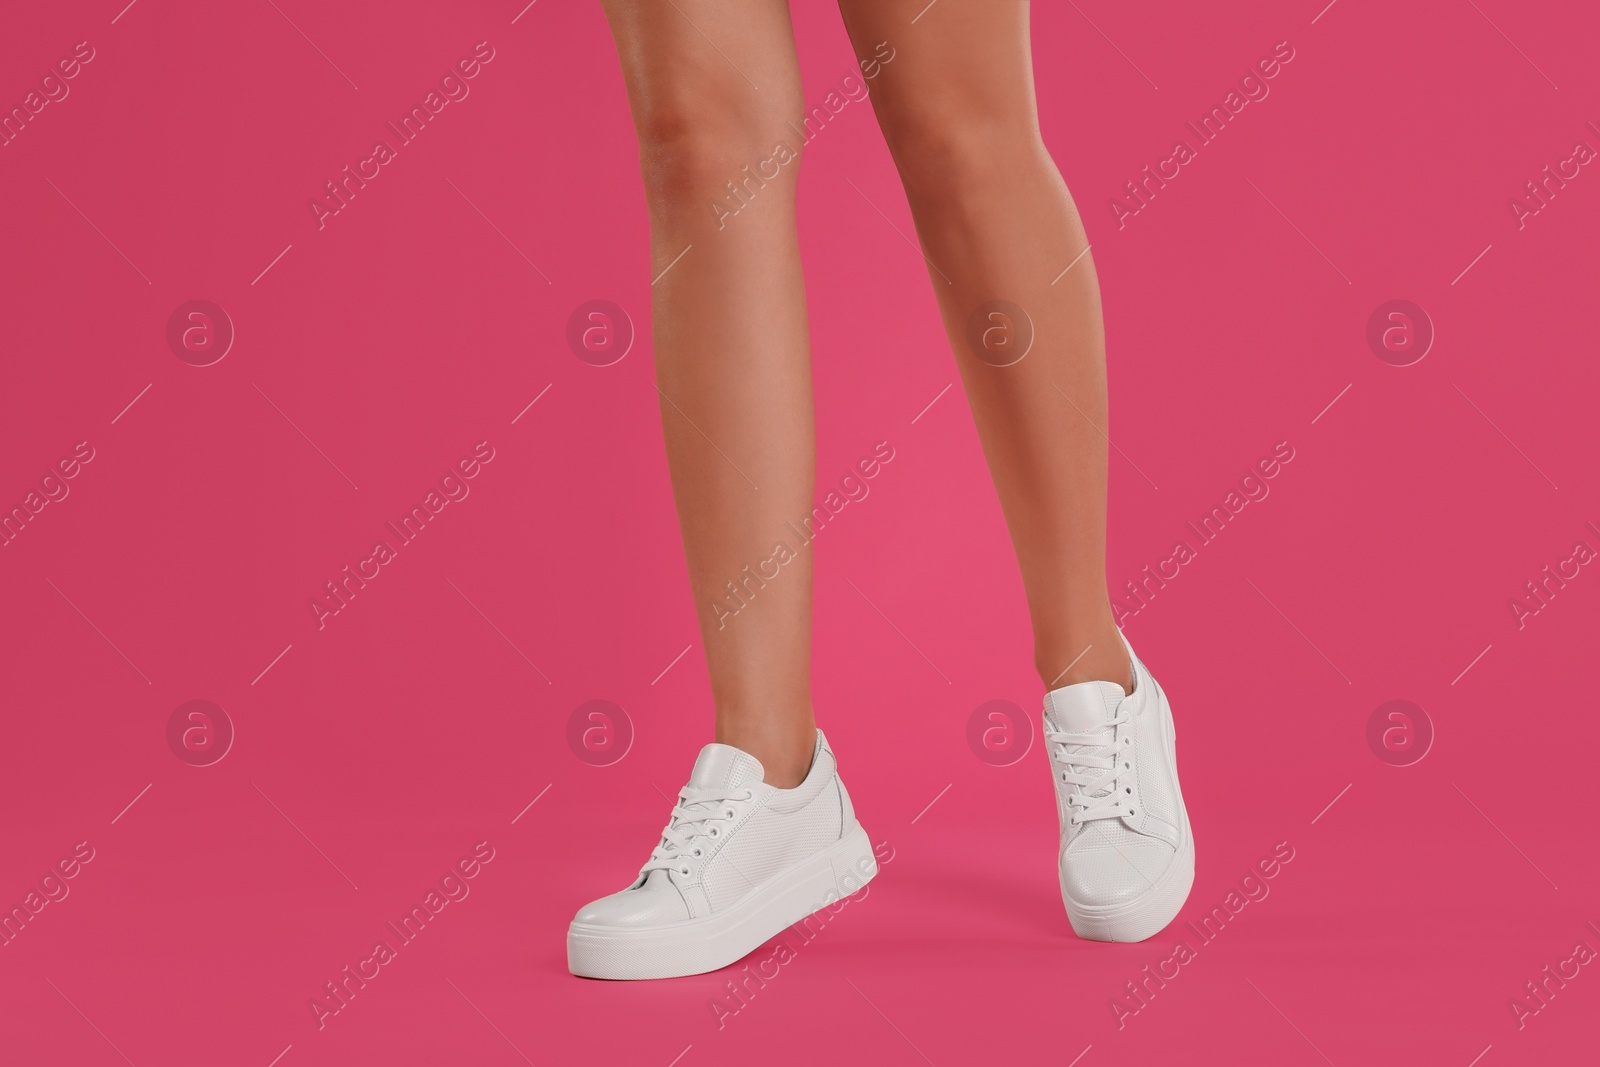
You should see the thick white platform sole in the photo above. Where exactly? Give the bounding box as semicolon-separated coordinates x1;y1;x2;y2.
568;823;878;980
1062;679;1195;943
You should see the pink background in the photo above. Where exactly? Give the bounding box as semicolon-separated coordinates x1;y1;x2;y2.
3;1;1598;1064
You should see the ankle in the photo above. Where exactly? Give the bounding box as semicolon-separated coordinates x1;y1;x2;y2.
1037;633;1133;694
715;718;816;789
742;743;812;789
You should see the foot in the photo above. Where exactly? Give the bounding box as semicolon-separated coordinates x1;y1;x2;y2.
1042;639;1194;942
567;730;877;979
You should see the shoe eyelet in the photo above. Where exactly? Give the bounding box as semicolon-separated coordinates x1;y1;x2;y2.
724;810;735;819
1125;787;1132;794
708;827;720;838
692;848;703;857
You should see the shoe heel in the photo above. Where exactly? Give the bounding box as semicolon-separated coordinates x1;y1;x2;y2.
827;824;878;903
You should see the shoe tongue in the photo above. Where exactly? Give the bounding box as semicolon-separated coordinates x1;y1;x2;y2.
639;744;764;891
1045;680;1125;804
1044;680;1126;734
687;743;765;790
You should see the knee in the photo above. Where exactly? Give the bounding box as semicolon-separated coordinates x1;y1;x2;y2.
630;93;799;205
879;108;1045;206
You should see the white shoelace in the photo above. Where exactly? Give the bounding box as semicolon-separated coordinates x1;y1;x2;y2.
1046;709;1135;827
639;785;753;878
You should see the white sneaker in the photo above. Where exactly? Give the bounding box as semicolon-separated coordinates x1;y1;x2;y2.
1043;640;1195;942
567;730;877;979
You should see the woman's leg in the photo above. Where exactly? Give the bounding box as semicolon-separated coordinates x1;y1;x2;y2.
837;0;1132;692
601;0;817;785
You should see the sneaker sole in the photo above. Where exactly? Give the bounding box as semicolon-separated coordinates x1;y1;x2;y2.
567;823;878;980
1062;674;1196;943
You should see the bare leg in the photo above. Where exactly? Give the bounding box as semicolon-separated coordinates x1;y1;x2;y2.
838;0;1132;691
601;0;818;785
